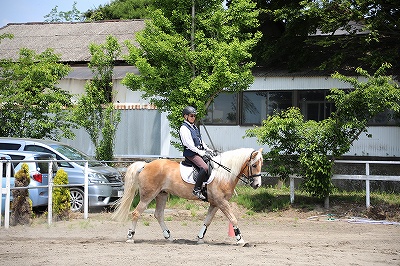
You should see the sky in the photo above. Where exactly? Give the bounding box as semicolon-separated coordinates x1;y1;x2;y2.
0;0;111;28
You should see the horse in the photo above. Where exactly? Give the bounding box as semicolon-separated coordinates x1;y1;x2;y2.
112;148;263;245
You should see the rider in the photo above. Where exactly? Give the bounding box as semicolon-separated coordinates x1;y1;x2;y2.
179;106;213;200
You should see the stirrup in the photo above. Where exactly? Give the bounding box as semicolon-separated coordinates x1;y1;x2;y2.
193;189;206;200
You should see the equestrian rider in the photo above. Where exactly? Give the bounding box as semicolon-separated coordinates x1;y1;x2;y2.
179;106;213;200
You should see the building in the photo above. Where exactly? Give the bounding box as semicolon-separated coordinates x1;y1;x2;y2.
1;20;399;159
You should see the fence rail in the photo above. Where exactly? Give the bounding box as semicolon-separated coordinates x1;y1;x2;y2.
286;160;400;208
2;158;400;228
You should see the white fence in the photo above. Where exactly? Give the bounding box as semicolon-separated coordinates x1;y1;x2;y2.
1;159;90;229
288;160;400;208
2;158;400;228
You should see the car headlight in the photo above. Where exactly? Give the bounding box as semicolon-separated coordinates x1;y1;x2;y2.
88;172;108;184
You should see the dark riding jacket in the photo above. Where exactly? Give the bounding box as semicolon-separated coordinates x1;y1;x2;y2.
180;122;204;157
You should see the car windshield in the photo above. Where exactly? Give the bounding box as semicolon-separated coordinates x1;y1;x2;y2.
49;144;103;167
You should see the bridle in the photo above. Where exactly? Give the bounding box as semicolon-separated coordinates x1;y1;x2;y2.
209;150;262;185
237;150;262;185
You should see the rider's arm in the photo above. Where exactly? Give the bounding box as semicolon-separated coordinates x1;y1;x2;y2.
179;125;206;156
202;141;213;152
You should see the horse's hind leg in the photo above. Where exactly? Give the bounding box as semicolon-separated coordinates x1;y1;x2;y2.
127;200;151;243
154;191;173;241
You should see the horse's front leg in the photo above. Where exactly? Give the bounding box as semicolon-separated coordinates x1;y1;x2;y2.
197;205;219;244
154;191;173;241
218;200;246;245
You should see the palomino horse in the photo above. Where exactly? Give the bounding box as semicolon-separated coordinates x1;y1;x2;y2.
112;148;263;245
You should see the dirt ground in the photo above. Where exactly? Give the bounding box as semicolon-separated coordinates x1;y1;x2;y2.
1;204;399;266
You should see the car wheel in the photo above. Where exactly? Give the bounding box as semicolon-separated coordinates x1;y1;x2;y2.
70;188;84;212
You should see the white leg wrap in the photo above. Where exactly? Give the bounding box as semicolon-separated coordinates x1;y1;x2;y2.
163;229;171;239
197;224;207;239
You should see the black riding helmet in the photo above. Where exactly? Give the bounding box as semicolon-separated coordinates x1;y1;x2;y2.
182;106;197;117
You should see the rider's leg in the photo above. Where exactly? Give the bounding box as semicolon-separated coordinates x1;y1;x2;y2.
193;168;207;200
187;154;209;200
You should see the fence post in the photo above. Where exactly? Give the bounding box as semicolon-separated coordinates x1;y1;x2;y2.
0;162;3;227
4;162;12;229
365;162;370;208
84;161;88;219
47;161;53;225
324;196;330;209
290;176;295;204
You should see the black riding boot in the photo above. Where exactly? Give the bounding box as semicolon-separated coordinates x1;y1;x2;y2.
193;168;207;200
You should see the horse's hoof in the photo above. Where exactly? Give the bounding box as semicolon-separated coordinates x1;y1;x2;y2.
126;239;135;243
236;238;246;246
197;238;205;244
166;237;174;242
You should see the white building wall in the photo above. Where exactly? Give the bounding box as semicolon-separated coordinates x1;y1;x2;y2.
250;76;367;91
200;125;400;158
57;69;400;158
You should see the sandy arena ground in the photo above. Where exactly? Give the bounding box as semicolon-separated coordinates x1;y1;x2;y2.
1;205;399;266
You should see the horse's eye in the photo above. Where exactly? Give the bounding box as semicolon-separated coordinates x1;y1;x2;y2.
252;164;257;168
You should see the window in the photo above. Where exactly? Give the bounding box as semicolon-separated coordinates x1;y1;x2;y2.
0;143;21;150
298;90;335;121
204;89;396;126
369;110;399;125
8;155;26;169
24;145;72;168
204;93;237;124
242;91;293;125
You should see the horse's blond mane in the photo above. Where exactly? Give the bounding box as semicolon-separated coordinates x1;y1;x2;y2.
212;148;260;182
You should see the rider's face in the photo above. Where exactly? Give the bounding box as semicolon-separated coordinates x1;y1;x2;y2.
186;113;196;123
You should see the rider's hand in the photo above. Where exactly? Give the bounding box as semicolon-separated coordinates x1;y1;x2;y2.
202;153;211;163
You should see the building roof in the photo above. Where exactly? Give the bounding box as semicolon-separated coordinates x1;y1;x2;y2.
0;20;145;62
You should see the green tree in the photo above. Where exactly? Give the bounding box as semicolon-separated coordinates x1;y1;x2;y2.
44;1;84;22
122;0;261;145
246;64;400;199
250;0;400;74
73;35;121;161
83;0;156;21
0;48;75;140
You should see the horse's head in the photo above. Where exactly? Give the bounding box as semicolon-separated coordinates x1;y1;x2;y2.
242;148;263;189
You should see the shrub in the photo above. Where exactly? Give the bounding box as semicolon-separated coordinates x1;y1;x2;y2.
10;163;32;225
52;169;71;220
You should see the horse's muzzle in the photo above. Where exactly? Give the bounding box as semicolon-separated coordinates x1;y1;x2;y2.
250;175;262;189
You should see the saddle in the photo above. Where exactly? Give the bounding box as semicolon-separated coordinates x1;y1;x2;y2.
181;157;213;182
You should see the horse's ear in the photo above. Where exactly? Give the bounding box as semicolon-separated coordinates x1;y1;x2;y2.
252;148;263;160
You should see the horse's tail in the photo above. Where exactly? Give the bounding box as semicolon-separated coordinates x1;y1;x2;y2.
112;161;146;222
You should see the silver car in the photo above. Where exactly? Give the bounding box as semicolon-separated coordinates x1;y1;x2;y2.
0;138;124;212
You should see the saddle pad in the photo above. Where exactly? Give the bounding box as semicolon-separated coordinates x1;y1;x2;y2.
180;162;215;184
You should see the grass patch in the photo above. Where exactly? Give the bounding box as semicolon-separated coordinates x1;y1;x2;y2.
231;186;400;220
127;186;400;221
